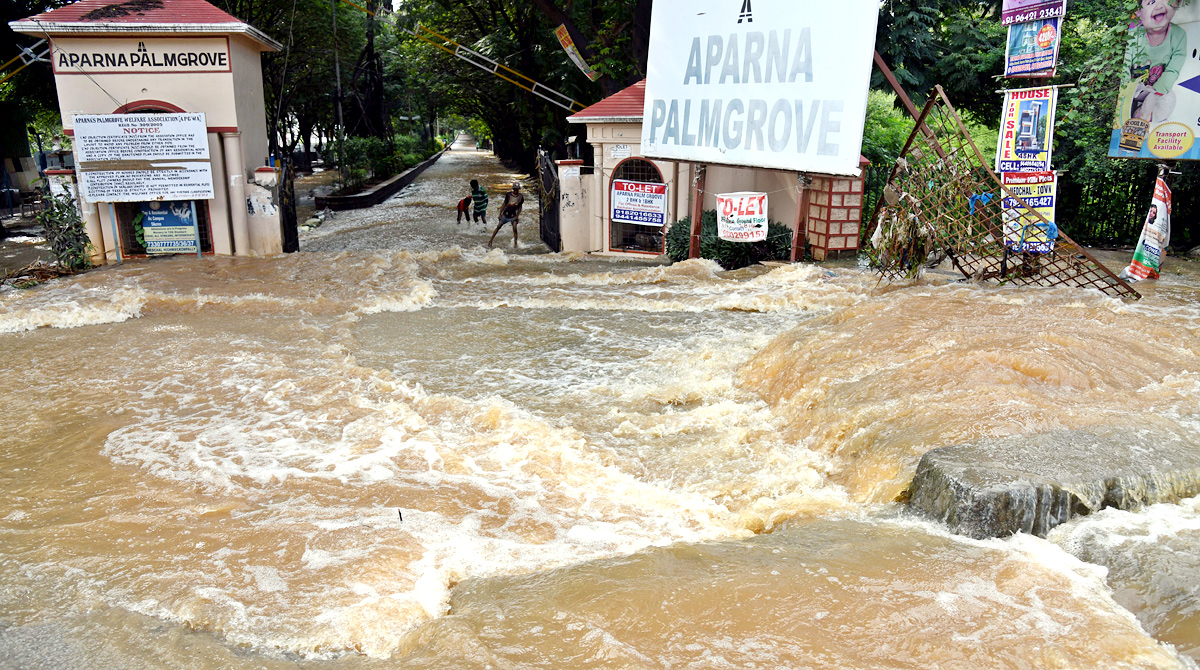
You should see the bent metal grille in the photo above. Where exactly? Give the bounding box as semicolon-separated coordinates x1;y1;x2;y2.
866;86;1140;301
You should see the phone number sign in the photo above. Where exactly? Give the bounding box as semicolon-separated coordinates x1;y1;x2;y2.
1001;0;1066;26
611;179;668;227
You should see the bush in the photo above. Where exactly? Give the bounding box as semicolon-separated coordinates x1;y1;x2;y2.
861;90;997;168
329;133;440;188
861;90;915;167
36;192;92;271
666;209;794;270
347;168;369;190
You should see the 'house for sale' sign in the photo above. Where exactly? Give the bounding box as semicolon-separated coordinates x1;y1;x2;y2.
716;191;768;241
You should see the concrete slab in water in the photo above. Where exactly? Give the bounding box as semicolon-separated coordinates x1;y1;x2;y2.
907;428;1200;538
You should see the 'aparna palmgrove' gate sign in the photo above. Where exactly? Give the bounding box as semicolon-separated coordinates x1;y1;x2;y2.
53;38;232;74
640;0;878;176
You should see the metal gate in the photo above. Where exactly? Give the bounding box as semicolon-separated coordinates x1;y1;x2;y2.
280;159;299;253
537;150;561;252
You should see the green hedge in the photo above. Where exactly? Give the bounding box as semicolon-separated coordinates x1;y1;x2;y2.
331;134;441;189
666;210;794;270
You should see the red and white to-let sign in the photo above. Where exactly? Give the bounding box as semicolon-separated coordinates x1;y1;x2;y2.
611;179;668;227
716;192;769;242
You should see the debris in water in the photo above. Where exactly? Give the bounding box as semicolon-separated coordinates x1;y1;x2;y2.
866;86;1140;300
1;261;80;289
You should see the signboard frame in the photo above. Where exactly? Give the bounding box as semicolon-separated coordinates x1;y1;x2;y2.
139;199;203;256
1001;171;1057;254
716;191;769;242
51;36;232;75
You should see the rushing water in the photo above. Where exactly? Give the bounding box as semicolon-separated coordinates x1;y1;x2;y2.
0;138;1198;669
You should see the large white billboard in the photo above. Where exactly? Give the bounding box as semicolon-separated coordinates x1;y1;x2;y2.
640;0;878;176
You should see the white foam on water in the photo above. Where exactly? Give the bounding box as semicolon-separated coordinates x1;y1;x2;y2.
356;282;438;315
510;258;724;286
879;514;1195;667
0;285;147;332
94;343;754;658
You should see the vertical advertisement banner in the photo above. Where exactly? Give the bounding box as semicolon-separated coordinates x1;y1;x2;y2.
716;192;769;241
1120;176;1172;281
555;25;600;82
1005;18;1062;77
1110;4;1200;160
140;200;199;254
1001;172;1058;253
611;179;669;227
1002;0;1067;26
996;87;1058;172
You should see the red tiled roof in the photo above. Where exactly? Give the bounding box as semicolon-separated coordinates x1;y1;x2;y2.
23;0;240;25
10;0;282;49
569;79;646;122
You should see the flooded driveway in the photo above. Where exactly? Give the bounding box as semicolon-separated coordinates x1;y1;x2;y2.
0;136;1197;669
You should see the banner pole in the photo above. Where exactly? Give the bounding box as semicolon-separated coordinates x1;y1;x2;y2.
790;174;810;263
689;165;706;260
107;202;122;264
190;200;202;258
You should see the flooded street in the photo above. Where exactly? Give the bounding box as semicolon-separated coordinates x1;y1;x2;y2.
1;137;1198;668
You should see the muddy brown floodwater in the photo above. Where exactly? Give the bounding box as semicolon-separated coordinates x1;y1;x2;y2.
0;136;1197;669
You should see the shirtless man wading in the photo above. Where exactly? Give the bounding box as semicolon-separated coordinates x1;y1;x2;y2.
488;182;525;249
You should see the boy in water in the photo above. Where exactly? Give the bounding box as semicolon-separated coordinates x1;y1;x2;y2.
1124;0;1190;122
488;183;524;249
456;195;472;224
470;179;489;225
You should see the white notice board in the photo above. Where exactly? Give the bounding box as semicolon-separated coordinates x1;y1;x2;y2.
73;113;214;202
640;0;878;176
79;164;215;203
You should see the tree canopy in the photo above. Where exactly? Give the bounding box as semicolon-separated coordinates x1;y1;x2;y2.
6;0;1190;244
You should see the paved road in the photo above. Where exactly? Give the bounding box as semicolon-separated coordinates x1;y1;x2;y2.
301;134;548;255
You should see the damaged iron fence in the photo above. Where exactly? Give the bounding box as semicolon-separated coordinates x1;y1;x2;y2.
866;86;1139;301
861;117;1199;253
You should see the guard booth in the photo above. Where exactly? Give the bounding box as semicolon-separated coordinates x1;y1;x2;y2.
561;80;868;260
10;0;286;263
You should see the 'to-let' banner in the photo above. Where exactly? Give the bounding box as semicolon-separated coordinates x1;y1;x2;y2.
996;86;1057;173
611;179;669;227
1110;4;1200;161
1121;176;1172;281
716;192;768;242
640;0;878;176
1001;0;1066;27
